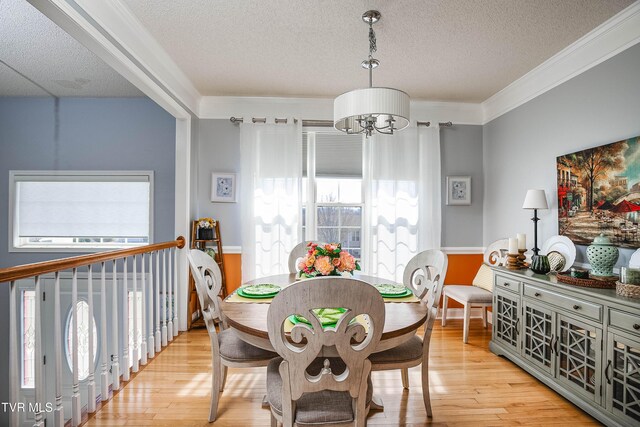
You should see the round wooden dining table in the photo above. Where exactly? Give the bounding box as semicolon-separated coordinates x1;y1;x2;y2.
220;273;429;354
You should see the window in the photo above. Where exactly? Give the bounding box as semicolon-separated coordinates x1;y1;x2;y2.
10;171;153;251
65;300;98;381
302;132;363;259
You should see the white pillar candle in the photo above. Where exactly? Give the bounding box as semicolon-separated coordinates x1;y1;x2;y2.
509;238;518;255
517;233;526;250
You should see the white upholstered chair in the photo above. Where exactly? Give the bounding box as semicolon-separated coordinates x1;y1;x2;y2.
287;241;325;274
440;239;508;343
187;249;277;422
368;249;448;417
266;277;385;427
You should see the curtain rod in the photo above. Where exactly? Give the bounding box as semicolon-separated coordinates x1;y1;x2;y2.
229;117;453;127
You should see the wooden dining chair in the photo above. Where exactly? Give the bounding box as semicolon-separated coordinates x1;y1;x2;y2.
187;249;277;422
441;239;508;343
266;277;385;427
287;241;325;274
368;249;448;417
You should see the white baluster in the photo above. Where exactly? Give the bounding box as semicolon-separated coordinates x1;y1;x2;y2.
87;265;96;413
53;272;64;427
132;256;139;373
167;248;174;341
111;260;120;391
148;252;156;359
162;249;168;347
9;281;18;427
100;262;109;401
173;247;179;337
155;251;161;353
122;257;130;382
33;277;44;427
71;269;80;426
140;253;148;365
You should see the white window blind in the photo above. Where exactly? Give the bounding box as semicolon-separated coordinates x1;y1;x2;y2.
302;133;363;177
11;171;152;250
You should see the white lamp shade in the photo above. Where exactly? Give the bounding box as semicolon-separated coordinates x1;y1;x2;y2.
334;87;410;133
522;189;549;210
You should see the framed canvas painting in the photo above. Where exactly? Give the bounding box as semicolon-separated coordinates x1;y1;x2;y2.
211;173;237;203
446;176;471;205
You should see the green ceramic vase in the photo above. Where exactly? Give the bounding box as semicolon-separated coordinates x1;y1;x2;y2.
586;234;618;277
530;254;551;274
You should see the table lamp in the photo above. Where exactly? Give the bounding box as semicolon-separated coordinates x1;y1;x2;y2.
523;189;549;255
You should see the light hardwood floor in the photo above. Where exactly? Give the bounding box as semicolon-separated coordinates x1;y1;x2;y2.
84;320;599;426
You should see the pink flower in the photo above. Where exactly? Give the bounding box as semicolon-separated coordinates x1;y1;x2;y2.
314;256;334;276
337;251;356;272
325;243;338;252
305;255;315;268
332;258;341;267
297;260;306;271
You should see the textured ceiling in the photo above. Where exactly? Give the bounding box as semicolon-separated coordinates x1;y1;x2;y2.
0;0;143;97
122;0;633;102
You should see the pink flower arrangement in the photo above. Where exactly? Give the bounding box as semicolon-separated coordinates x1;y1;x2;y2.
297;242;361;278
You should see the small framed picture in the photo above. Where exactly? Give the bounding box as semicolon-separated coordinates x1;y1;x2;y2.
211;172;237;203
446;176;471;205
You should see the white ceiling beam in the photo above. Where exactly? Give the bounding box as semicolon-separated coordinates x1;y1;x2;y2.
482;1;640;124
28;0;198;119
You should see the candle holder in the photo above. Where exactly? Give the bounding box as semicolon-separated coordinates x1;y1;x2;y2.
517;249;528;268
506;253;520;270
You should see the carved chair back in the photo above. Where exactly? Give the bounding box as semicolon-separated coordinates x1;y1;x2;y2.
484;238;509;266
287;241;326;273
267;277;385;424
187;249;224;334
403;250;448;333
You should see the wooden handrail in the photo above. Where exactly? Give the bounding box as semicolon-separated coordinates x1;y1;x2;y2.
0;236;186;283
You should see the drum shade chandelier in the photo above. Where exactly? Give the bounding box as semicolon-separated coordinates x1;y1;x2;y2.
334;10;410;137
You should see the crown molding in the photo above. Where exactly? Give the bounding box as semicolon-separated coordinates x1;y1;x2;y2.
482;1;640;124
199;95;484;125
28;0;199;118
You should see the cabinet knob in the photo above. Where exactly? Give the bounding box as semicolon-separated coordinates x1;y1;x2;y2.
534;292;541;297
634;324;640;330
573;304;580;310
503;282;510;287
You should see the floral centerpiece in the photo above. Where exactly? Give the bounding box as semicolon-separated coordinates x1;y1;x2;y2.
297;242;360;278
196;217;215;240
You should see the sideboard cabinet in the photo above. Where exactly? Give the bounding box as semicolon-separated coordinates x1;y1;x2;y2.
490;268;640;427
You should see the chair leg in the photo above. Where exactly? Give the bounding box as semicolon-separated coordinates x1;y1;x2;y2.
463;303;471;344
481;305;488;328
209;355;222;422
421;353;432;417
441;294;449;327
270;413;277;427
220;364;228;392
401;368;409;389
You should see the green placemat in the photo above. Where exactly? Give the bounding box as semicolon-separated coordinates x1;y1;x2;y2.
289;308;347;327
374;283;409;297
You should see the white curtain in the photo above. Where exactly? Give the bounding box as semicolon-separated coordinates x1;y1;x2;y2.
240;121;302;281
362;126;441;281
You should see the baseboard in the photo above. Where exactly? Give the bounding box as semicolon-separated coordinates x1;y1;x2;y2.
438;307;493;325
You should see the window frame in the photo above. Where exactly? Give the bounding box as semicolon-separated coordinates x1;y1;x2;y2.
9;170;154;253
302;131;364;259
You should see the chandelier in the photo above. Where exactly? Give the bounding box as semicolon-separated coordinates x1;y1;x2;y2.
334;10;410;137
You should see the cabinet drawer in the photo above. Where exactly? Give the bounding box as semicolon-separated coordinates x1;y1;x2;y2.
609;308;640;336
494;274;520;293
523;284;602;322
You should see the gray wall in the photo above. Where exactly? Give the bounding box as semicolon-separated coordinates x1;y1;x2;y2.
196;119;242;246
0;97;176;422
483;42;640;265
441;125;484;247
196;120;484;248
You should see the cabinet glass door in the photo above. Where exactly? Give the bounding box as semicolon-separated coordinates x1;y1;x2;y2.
557;314;602;404
494;289;520;353
522;300;554;375
606;332;640;424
